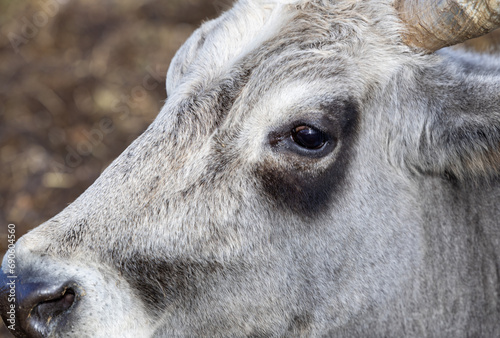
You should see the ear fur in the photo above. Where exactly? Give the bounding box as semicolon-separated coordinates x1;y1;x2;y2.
387;51;500;180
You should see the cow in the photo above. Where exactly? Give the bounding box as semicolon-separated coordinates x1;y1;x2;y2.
1;0;500;336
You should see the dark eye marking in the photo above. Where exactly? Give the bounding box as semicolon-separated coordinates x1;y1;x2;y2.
291;125;327;150
259;99;359;218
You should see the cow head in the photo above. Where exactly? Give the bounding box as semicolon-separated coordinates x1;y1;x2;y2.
2;0;500;336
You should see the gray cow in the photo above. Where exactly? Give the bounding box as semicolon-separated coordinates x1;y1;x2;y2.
1;0;500;336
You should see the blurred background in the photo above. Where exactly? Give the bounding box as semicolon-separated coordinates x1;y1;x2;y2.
0;0;499;335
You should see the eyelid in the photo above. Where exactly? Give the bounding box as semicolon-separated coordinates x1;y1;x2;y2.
294;126;308;132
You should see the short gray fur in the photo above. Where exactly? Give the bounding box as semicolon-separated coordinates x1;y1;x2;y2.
2;0;500;336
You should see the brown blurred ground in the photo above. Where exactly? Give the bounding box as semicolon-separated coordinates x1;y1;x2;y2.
0;0;499;336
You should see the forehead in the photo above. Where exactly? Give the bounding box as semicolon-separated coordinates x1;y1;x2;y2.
161;2;386;144
157;0;407;159
166;1;290;94
166;0;380;98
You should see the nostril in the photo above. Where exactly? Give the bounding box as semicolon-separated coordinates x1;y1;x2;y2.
14;281;80;337
33;287;76;322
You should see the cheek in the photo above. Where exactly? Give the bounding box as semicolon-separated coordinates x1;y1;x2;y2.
119;257;226;316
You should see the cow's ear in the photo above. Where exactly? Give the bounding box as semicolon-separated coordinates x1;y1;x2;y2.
387;52;500;180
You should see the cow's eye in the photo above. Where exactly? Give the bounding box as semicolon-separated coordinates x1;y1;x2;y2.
291;125;326;149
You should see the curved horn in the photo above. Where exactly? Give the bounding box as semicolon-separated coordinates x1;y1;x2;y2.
395;0;500;52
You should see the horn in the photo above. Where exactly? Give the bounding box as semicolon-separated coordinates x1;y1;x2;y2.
395;0;500;52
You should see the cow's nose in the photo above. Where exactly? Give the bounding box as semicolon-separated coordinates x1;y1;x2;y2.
17;281;76;336
0;269;78;338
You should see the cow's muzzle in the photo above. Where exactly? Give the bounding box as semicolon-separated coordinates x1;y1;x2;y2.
0;268;81;337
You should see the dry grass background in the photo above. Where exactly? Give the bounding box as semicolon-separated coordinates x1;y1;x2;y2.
0;0;499;336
